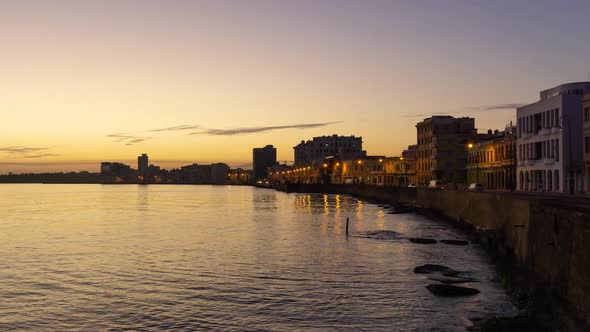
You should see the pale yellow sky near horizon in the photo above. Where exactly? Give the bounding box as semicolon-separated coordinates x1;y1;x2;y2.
1;1;588;173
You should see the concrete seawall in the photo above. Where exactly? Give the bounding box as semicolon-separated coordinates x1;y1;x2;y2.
277;183;590;330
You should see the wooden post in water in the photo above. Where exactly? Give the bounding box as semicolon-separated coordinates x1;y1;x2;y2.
346;217;349;237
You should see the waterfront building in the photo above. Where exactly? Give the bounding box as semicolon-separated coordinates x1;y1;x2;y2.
415;116;477;185
293;135;366;167
467;126;517;191
584;94;590;193
516;82;589;193
267;164;294;184
228;168;253;185
382;155;416;187
252;145;277;180
100;162;136;183
137;154;148;182
339;156;384;185
171;163;230;184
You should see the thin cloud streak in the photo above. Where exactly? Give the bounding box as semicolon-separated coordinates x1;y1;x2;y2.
401;112;465;118
0;146;52;154
190;121;343;136
106;133;151;145
21;153;61;159
466;103;527;111
402;103;527;118
147;125;200;132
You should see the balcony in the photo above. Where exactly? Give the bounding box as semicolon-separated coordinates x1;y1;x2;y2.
521;132;533;139
543;157;555;165
551;127;561;134
538;128;552;136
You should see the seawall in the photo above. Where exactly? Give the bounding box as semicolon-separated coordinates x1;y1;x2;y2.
277;183;590;330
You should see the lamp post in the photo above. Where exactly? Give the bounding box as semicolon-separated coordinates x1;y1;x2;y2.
357;160;363;184
468;143;479;184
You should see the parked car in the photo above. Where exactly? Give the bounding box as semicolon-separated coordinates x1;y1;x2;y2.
407;183;417;188
428;180;444;189
468;183;484;192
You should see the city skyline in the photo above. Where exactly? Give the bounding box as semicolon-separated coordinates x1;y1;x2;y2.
2;0;590;173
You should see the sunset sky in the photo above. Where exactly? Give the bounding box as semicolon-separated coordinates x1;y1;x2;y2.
1;0;589;173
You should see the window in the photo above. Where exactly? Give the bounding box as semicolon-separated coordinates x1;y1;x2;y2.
586;136;590;154
585;107;590;122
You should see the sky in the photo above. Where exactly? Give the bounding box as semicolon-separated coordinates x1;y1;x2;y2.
1;0;589;173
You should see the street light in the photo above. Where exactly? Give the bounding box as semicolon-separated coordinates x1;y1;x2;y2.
468;143;479;184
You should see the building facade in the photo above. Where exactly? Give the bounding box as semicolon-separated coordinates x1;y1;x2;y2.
171;163;230;184
293;135;366;167
137;153;148;181
252;145;277;180
516;82;590;193
100;162;136;183
584;94;590;193
416;116;477;185
382;156;415;187
467;127;517;191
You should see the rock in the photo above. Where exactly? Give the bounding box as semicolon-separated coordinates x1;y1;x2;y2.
426;284;480;296
427;275;477;284
441;239;469;245
356;230;401;240
409;237;437;244
413;264;459;276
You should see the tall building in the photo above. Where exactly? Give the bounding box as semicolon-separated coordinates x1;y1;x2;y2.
137;153;148;181
583;93;590;193
293;134;366;167
467;126;517;191
252;145;277;180
516;82;590;193
415;116;477;185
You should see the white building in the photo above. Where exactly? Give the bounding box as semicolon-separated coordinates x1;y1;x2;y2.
516;82;590;193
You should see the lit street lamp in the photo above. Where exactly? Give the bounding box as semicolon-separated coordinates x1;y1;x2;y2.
468;143;479;184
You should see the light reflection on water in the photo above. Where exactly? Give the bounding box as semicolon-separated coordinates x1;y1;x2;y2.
0;184;515;331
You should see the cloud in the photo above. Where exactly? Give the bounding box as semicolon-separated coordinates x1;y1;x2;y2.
0;146;52;154
401;103;527;118
147;125;200;132
466;103;527;111
106;133;151;145
190;121;342;136
21;153;61;159
401;112;465;118
0;146;59;159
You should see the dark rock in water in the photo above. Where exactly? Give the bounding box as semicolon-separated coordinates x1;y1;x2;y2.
414;264;461;276
427;275;477;284
426;284;480;296
414;264;449;273
441;269;461;277
441;239;469;246
356;230;401;240
388;207;414;214
409;237;437;244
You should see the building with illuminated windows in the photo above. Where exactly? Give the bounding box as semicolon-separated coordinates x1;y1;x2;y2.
293;135;366;167
415;116;477;185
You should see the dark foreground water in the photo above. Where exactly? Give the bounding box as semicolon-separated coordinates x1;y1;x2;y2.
0;184;515;331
